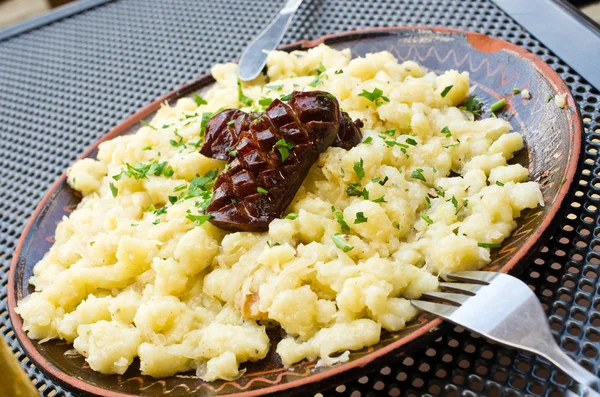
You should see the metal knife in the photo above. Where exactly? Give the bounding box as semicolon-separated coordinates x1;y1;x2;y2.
238;0;303;81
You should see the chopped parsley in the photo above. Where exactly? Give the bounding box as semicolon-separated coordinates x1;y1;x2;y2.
478;242;501;249
436;186;446;197
361;188;370;200
410;168;426;182
384;128;396;136
274;139;295;162
363;136;374;144
316;62;326;75
440;85;453;98
109;182;118;197
332;234;353;252
286;212;299;220
421;213;433;224
316;93;336;100
335;211;350;232
168;195;178;204
425;196;431;209
154;206;167;216
280;93;292;101
346;182;363;197
451;196;459;210
237;78;254;106
372;196;387;203
354;212;368;224
152;218;161;225
441;126;452;137
259;97;273;107
200;112;213;136
140;120;156;130
334;69;344;74
405;138;418;146
443;141;460;149
460;95;483;116
225;148;238;157
358;88;390;106
142;145;152;151
512;88;521;95
169;129;185;147
496;181;505;186
113;160;174;180
265;84;283;91
353;158;365;180
193;93;207;106
257;187;269;194
186;213;212;226
226;120;236;126
490;98;506;113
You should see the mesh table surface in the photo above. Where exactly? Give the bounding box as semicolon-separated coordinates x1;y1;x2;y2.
0;0;599;396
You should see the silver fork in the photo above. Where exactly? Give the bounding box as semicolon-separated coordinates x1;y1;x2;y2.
411;271;600;396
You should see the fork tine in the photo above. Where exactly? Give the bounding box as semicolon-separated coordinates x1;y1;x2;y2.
447;271;498;284
410;300;458;318
421;291;471;305
439;282;481;295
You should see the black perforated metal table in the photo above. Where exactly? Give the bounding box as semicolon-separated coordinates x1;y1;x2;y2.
1;1;599;396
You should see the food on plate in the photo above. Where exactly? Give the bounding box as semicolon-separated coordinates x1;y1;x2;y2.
205;90;363;232
16;44;544;381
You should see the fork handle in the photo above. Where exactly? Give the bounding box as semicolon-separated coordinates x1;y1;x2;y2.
542;345;600;396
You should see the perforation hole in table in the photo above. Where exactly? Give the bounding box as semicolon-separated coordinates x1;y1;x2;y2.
0;0;599;396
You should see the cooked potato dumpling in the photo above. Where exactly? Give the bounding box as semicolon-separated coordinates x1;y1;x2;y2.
16;44;543;381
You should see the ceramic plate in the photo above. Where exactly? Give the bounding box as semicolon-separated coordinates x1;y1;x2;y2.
9;27;581;397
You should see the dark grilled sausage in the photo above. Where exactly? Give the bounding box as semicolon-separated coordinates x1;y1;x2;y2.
201;97;362;160
205;91;356;232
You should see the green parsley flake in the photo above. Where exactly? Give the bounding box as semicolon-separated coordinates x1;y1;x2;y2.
226;120;236;126
334;69;344;74
490;98;506;113
109;182;118;197
363;136;374;144
335;211;350;232
169;130;185;147
286;212;299;220
140;120;156;130
353;158;365;180
512;88;521;95
451;195;458;210
425;196;431;209
346;182;363;197
361;188;370;200
441;126;452;137
316;93;336;100
168;196;178;204
440;85;453;98
443;141;460;149
460;95;483;116
354;212;368;224
421;213;433;224
152;218;161;225
332;234;354;252
259;97;273;107
436;186;446;197
478;242;501;249
237;78;254;106
193;93;207;106
113;160;174;180
225;147;238;157
186;213;212;226
274;139;295;162
372;196;387;203
358;88;390;106
384;128;396;136
200;112;213;137
265;84;283;91
142;145;152;151
496;181;505;186
405;138;418;146
280;93;292;101
257;187;269;194
410;168;426;182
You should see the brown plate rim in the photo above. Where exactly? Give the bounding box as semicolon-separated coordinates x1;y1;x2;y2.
8;26;582;397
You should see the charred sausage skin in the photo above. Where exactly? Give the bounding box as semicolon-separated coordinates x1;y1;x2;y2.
203;90;362;232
